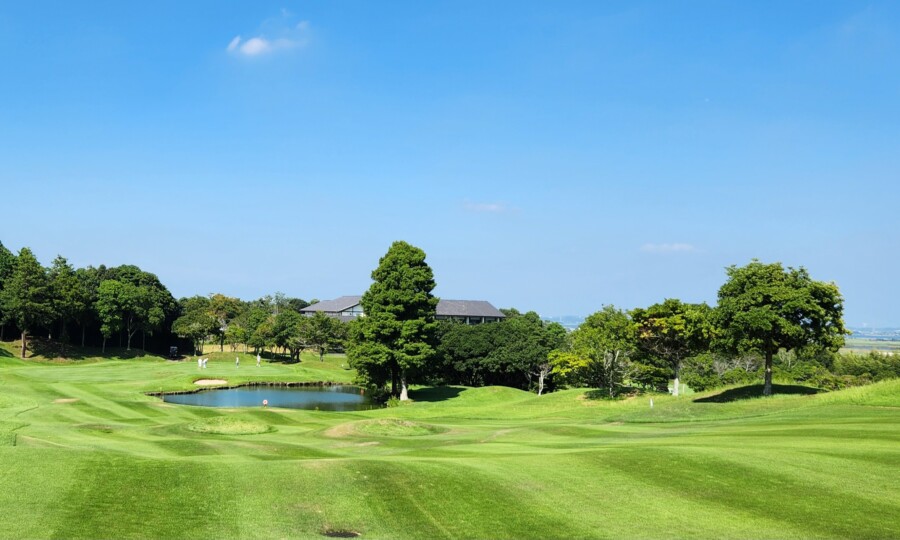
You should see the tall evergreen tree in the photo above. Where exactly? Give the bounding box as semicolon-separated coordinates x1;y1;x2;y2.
0;248;54;358
48;256;89;356
347;241;438;399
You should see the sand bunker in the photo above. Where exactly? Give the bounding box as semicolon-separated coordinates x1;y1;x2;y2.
194;379;228;386
53;398;79;403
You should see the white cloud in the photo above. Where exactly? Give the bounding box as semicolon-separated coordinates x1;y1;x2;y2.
640;243;698;254
227;18;311;57
465;201;508;213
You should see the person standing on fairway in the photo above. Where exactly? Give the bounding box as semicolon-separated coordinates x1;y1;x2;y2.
256;353;261;367
235;356;239;368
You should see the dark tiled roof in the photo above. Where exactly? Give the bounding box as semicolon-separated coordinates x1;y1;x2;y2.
437;299;505;318
300;295;362;313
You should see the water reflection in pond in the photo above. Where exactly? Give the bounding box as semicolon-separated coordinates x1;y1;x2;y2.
163;385;375;411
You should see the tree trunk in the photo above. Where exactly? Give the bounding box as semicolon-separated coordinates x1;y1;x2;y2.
537;369;546;396
81;326;86;348
126;331;132;351
102;337;107;354
20;330;27;358
763;350;773;396
399;371;409;401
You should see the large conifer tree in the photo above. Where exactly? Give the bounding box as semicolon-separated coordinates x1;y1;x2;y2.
348;241;438;399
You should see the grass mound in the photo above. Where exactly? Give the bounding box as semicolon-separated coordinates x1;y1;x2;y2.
351;419;447;437
187;416;274;435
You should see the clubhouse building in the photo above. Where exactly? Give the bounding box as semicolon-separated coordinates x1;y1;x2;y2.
300;295;505;325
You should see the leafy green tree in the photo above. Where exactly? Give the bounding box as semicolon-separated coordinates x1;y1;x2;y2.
550;305;634;397
48;256;90;356
172;296;217;355
0;247;54;358
273;309;307;362
96;267;176;352
631;299;714;396
305;311;347;361
714;260;847;396
243;306;274;354
73;265;107;347
0;241;18;341
224;323;248;352
436;312;567;393
435;321;494;386
347;241;438;399
208;293;243;352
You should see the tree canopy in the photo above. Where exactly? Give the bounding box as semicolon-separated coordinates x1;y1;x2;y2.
0;247;54;357
551;305;634;397
714;260;847;396
631;299;713;396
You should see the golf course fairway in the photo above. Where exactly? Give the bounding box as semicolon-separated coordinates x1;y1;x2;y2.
0;346;897;539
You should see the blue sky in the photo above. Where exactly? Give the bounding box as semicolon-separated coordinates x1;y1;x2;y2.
1;1;898;326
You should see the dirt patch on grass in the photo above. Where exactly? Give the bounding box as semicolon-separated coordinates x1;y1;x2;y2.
328;419;447;438
53;398;79;404
194;379;228;386
187;416;274;435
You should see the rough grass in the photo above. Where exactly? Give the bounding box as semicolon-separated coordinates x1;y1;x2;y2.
187;416;275;435
0;341;898;539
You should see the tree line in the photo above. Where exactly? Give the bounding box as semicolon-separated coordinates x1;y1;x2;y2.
345;242;873;399
2;240;895;399
0;242;347;360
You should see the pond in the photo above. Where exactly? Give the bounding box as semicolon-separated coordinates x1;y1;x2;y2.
162;385;376;411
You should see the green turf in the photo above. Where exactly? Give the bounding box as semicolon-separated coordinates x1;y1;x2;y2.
0;342;898;539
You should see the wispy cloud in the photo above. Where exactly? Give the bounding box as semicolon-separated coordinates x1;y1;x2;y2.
640;243;698;254
464;201;509;214
227;18;311;57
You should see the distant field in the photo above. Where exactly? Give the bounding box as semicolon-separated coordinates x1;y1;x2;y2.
842;337;900;353
0;342;898;539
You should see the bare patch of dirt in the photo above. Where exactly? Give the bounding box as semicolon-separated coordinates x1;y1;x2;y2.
53;398;79;404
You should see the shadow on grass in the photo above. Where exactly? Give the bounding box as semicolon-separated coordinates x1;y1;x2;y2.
694;384;820;403
583;387;637;401
409;386;465;402
24;339;154;361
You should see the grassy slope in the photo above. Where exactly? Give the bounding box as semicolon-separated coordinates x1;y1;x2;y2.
0;343;898;539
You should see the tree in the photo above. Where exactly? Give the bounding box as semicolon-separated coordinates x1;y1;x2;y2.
172;296;217;355
48;256;89;357
714;260;847;396
550;305;634;398
0;241;17;341
305;311;347;361
73;265;107;347
347;241;438;400
631;299;713;396
0;247;54;358
208;293;243;352
97;266;176;352
273;309;307;362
